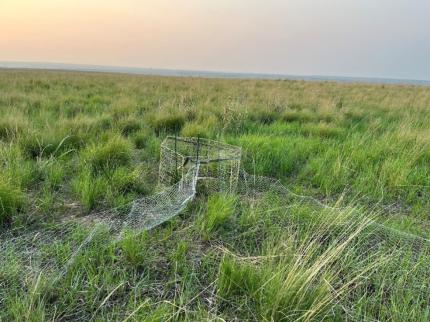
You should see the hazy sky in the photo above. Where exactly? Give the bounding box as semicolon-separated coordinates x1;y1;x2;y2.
1;0;429;80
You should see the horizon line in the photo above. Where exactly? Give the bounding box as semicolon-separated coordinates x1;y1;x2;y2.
1;61;430;86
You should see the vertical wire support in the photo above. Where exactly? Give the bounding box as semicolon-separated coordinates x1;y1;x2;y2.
195;136;200;166
174;132;178;182
217;144;221;191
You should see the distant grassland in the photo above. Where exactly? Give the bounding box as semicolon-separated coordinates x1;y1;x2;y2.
1;69;430;321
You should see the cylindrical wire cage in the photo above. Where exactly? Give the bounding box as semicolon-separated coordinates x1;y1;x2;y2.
159;136;242;193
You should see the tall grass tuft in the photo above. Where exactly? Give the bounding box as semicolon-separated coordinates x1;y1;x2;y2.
72;169;108;211
151;111;185;135
217;207;382;321
0;115;29;141
81;135;133;174
199;193;237;237
0;178;25;225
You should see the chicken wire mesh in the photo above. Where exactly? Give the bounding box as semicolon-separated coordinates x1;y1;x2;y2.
159;136;241;193
0;136;241;285
0;158;200;283
1;136;430;298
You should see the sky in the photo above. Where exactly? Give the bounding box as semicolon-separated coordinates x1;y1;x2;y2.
1;0;429;80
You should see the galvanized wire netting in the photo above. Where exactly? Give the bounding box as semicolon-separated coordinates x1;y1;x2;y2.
0;136;240;281
1;136;429;290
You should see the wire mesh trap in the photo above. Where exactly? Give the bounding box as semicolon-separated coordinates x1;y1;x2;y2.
159;136;241;192
1;135;429;298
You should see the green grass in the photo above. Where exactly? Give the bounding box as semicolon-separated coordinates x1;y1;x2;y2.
81;134;133;174
198;193;237;238
217;213;374;321
1;69;430;320
0;178;25;225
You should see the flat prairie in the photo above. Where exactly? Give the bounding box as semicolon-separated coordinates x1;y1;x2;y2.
1;69;429;321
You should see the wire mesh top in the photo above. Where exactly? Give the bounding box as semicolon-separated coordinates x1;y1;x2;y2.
161;136;242;163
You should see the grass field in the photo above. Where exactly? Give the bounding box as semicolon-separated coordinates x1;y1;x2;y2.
1;69;430;321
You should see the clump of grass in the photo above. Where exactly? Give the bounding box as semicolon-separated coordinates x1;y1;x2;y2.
41;160;67;190
19;135;47;159
131;129;155;150
117;117;142;136
302;122;344;138
132;132;147;149
181;122;211;138
119;231;153;268
342;108;367;125
72;169;108;211
217;208;380;321
20;131;81;160
74;136;142;209
0;115;29;141
350;247;430;321
81;135;132;174
169;240;190;267
104;167;147;207
4;274;48;321
0;143;40;190
239;134;321;177
181;114;218;138
199;193;237;237
60;115;109;139
0;178;25;225
248;107;280;125
219;105;250;134
282;109;315;123
151;111;185;135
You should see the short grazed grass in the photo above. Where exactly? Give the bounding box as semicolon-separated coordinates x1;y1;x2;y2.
1;69;430;320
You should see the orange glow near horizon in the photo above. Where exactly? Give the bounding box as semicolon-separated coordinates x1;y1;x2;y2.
1;0;270;70
1;1;187;66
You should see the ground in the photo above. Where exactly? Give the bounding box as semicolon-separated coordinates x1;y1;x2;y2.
0;69;429;321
